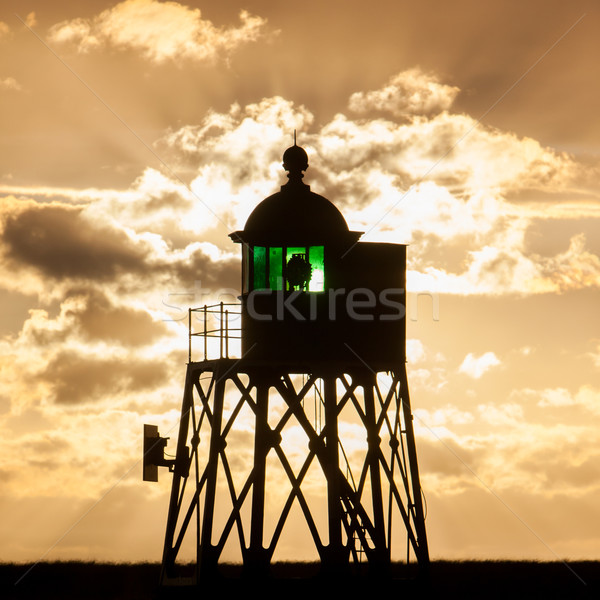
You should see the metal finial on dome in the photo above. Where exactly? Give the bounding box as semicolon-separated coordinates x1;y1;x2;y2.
282;131;308;183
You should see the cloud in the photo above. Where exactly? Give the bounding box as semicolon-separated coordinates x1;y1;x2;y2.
4;65;596;301
408;229;600;296
516;386;600;416
477;403;524;426
588;344;600;368
0;196;239;297
535;388;574;408
2;64;590;301
533;233;600;293
47;0;269;64
21;432;71;455
150;84;597;299
1;199;148;281
416;405;475;429
2;72;600;312
314;110;578;202
406;338;426;363
25;12;37;28
408;366;448;393
160;97;313;182
157;96;314;231
0;77;22;91
36;350;170;404
47;17;101;51
416;395;600;497
348;68;460;117
458;351;501;378
21;290;169;348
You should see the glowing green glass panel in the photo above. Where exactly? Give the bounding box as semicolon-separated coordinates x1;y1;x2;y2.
253;246;267;289
242;244;250;293
308;246;325;292
286;247;306;262
269;247;283;290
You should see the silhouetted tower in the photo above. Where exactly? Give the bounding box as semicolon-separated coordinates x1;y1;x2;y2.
144;140;429;584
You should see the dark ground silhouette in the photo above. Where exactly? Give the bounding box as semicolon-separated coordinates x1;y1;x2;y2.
2;560;600;600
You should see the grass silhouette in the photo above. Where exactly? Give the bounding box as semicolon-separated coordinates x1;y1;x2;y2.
2;560;599;599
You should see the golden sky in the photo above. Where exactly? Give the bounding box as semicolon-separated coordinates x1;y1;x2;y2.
1;0;599;565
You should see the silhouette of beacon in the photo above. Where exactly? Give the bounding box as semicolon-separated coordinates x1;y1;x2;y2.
144;140;429;584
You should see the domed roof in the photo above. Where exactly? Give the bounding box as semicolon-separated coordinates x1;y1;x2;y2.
230;142;361;246
243;184;350;243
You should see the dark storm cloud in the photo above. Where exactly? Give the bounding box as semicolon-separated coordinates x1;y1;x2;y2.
18;289;160;351
1;202;148;280
0;199;240;291
37;350;170;404
66;288;169;347
172;249;239;290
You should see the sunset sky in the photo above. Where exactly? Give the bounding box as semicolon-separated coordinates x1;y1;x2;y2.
1;0;599;567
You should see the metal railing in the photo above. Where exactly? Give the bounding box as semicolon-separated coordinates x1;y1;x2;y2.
188;302;242;362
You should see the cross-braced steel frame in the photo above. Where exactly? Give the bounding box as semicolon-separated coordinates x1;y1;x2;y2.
160;359;428;584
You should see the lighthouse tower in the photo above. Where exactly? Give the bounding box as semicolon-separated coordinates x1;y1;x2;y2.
144;141;429;584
